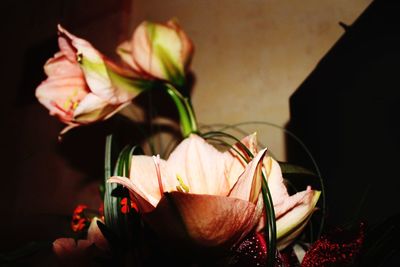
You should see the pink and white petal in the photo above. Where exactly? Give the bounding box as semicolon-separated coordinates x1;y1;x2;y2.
167;20;194;69
229;148;267;203
131;21;166;80
150;22;185;73
167;134;229;195
108;175;155;212
145;192;261;248
44;53;81;77
58;25;124;104
264;157;291;208
36;76;88;120
73;93;109;119
129;155;176;202
224;133;259;189
58;35;77;62
116;41;143;72
58;25;101;64
276;190;321;241
274;187;312;219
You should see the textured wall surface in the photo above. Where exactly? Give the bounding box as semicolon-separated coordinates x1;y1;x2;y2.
128;0;371;159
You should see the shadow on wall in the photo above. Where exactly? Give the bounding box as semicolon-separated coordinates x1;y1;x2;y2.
286;0;400;234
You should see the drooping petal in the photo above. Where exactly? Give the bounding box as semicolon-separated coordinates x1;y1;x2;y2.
166;134;230;195
229;148;267;203
145;191;262;248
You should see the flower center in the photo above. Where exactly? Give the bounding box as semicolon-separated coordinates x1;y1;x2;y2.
63;88;80;112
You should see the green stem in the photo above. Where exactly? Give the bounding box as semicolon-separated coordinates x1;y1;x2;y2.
165;84;198;137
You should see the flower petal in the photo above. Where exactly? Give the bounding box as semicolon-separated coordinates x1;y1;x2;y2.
58;25;143;105
264;156;292;215
87;218;109;251
108;175;155;213
228;148;267;203
145;191;262;248
72;93;118;123
224;133;258;189
131;20;193;86
116;41;144;73
166;134;230;195
276;190;321;249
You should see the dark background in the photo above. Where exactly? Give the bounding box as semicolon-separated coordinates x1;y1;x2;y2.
287;0;400;227
0;1;131;264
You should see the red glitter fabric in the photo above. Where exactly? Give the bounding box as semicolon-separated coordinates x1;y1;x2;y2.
301;223;364;267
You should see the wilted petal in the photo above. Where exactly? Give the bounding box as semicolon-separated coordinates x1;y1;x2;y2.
145;191;262;248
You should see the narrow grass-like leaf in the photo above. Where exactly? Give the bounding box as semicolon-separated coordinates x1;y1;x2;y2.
279;162;317;177
104;135;121;237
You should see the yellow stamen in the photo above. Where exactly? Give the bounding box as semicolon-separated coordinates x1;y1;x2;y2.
176;174;189;193
63;89;80;110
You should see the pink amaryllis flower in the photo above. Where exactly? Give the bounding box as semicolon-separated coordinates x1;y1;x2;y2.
109;134;320;251
36;25;151;134
117;19;193;88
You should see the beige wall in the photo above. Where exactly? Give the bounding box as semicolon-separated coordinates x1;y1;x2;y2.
128;0;371;160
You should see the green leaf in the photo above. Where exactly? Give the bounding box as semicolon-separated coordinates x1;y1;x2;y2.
104;135;120;237
104;134;144;244
279;162;317;177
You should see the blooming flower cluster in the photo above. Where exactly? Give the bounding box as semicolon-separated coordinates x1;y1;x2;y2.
36;20;192;134
36;19;322;266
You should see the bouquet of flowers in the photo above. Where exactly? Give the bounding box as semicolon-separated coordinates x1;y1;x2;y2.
28;19;372;267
